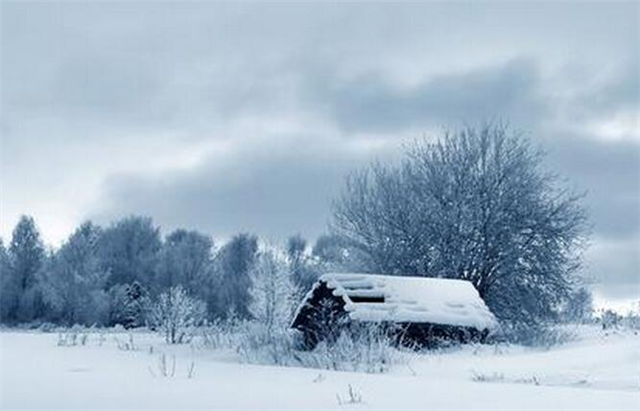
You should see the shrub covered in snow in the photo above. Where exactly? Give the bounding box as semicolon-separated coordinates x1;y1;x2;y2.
198;318;245;350
151;286;206;344
237;320;406;373
237;322;298;366
57;325;89;347
307;323;400;373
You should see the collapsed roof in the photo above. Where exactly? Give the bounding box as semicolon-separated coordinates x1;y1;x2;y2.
292;273;498;331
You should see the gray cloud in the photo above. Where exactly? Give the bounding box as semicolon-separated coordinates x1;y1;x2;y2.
545;136;640;240
307;59;546;134
543;136;639;300
1;2;638;302
585;235;640;300
89;60;640;300
90;134;393;240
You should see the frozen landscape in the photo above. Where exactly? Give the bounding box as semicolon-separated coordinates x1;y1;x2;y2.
2;2;639;411
2;326;638;410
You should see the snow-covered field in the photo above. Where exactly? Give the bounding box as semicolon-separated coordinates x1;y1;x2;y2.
1;327;638;410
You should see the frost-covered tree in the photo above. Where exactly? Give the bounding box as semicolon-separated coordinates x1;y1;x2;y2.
108;284;130;326
0;238;16;323
98;216;161;288
155;229;213;297
287;235;306;272
286;234;319;291
108;281;151;328
333;125;588;326
38;222;110;325
122;281;151;328
152;285;206;344
6;216;46;322
212;233;258;319
312;234;369;274
249;250;300;334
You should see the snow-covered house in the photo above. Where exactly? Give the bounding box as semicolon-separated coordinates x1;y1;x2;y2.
291;273;498;348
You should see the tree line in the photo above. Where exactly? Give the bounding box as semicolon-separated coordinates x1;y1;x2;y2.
0;215;349;328
0;125;593;331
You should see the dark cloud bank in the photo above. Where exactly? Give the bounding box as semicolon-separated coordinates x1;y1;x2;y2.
1;2;638;301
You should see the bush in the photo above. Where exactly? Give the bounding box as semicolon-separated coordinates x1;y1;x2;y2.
57;325;89;347
305;323;400;373
237;323;297;366
237;321;405;373
151;286;206;344
199;319;244;350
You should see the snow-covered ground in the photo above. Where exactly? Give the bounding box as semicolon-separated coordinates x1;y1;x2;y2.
1;327;638;410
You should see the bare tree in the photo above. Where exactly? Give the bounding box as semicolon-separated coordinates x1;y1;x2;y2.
152;286;206;344
248;249;299;335
333;125;588;326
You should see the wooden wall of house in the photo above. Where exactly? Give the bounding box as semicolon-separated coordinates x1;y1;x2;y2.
292;281;350;349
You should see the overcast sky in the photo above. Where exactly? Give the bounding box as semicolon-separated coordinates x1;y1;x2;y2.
1;2;638;303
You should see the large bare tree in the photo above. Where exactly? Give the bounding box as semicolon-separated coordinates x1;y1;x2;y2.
332;125;588;325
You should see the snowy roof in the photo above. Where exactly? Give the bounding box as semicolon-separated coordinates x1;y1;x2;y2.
294;273;498;331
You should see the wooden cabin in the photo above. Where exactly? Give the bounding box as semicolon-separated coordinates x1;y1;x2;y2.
290;273;498;348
